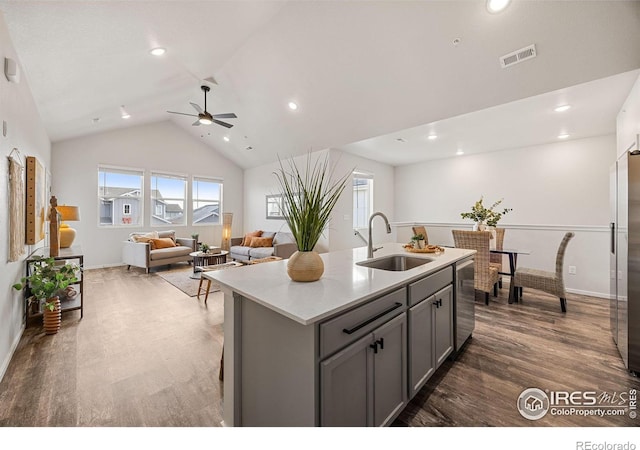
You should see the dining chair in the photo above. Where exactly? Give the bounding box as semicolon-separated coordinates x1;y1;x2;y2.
452;230;500;305
513;232;575;312
412;225;429;244
489;227;505;288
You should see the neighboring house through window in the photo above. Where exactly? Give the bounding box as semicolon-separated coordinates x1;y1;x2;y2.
151;172;187;226
98;166;143;226
353;171;374;229
193;176;223;225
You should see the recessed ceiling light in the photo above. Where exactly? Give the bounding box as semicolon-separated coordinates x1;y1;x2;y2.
554;104;571;112
288;101;298;110
456;150;464;156
92;117;100;123
120;105;130;119
428;134;438;140
558;134;570;139
487;0;511;13
150;47;166;56
223;136;230;142
396;138;406;143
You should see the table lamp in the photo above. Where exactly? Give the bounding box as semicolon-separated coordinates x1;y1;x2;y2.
57;205;80;248
221;212;233;251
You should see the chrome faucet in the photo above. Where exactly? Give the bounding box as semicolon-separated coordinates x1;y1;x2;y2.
368;212;392;258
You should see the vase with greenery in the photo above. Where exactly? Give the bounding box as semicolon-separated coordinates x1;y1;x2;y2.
13;256;79;335
199;243;210;254
274;151;352;282
411;233;425;249
460;196;512;230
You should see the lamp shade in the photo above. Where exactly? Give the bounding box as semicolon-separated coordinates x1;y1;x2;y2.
57;205;80;222
221;212;233;251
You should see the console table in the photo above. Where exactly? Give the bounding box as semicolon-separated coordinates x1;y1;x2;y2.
24;246;84;324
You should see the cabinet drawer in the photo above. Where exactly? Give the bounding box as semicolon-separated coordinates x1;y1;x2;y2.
320;288;406;359
408;266;452;306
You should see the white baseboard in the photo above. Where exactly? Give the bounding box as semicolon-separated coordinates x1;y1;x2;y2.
502;278;609;300
0;323;25;384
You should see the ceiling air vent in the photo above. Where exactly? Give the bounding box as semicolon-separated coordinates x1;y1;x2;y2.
500;44;537;68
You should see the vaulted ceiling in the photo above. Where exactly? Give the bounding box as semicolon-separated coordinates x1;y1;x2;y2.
2;1;639;169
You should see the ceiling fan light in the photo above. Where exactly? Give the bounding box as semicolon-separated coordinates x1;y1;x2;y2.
199;117;212;125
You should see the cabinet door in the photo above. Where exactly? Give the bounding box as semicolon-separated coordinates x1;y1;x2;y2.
408;296;435;397
434;285;454;368
372;313;407;427
320;333;373;426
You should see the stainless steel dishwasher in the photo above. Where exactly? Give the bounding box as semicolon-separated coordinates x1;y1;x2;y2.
454;257;475;352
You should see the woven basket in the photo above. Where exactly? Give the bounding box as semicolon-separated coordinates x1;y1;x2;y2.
405;246;444;254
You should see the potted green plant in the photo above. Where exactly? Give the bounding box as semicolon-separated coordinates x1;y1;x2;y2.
13;256;79;335
274;151;352;282
460;196;512;230
411;233;425;249
200;243;210;254
191;233;200;251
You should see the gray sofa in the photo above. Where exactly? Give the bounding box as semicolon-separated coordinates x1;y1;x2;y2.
230;231;297;262
122;230;196;273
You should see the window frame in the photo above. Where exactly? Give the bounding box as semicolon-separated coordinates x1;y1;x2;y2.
352;171;374;230
97;165;144;228
192;175;224;227
150;171;188;227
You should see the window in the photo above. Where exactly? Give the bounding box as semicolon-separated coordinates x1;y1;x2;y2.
192;177;223;225
353;172;374;229
151;172;187;226
98;167;143;226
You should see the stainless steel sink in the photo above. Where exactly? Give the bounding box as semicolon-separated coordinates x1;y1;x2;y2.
356;255;433;271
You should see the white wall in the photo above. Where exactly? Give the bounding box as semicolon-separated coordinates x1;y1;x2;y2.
243;149;395;253
395;135;616;298
617;74;640;157
51;121;244;268
0;10;52;381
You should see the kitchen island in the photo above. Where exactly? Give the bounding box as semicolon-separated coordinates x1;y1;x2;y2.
208;242;475;426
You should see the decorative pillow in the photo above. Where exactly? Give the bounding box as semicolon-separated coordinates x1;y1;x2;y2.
134;236;155;247
158;230;176;243
131;231;158;242
242;230;263;246
249;236;274;248
150;237;177;250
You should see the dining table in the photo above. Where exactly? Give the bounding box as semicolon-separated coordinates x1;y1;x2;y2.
490;247;530;303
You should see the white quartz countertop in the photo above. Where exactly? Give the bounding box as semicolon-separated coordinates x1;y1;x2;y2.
207;243;475;326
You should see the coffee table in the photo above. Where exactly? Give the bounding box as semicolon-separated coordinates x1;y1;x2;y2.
189;250;228;279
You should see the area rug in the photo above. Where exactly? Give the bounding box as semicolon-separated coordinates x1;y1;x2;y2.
155;266;220;297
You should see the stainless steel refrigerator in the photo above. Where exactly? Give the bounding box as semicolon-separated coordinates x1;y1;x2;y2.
610;145;640;375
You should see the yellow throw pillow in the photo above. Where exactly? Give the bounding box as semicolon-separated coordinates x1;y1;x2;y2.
150;237;176;250
249;236;274;248
242;230;263;246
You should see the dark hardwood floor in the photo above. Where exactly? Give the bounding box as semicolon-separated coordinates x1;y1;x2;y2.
0;265;637;427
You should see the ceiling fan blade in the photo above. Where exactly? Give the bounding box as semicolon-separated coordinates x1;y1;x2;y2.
212;113;237;119
167;111;198;118
212;119;233;128
192;119;201;126
190;102;204;114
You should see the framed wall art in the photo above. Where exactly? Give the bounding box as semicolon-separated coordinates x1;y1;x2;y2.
25;156;46;244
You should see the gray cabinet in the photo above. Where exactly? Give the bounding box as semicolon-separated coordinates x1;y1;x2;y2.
321;313;407;427
408;282;453;397
434;285;454;367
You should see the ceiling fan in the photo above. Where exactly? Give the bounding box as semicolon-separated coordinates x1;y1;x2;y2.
167;85;237;128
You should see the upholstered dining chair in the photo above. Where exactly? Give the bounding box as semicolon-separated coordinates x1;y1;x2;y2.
489;227;506;288
513;232;575;312
412;225;429;244
452;230;500;305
